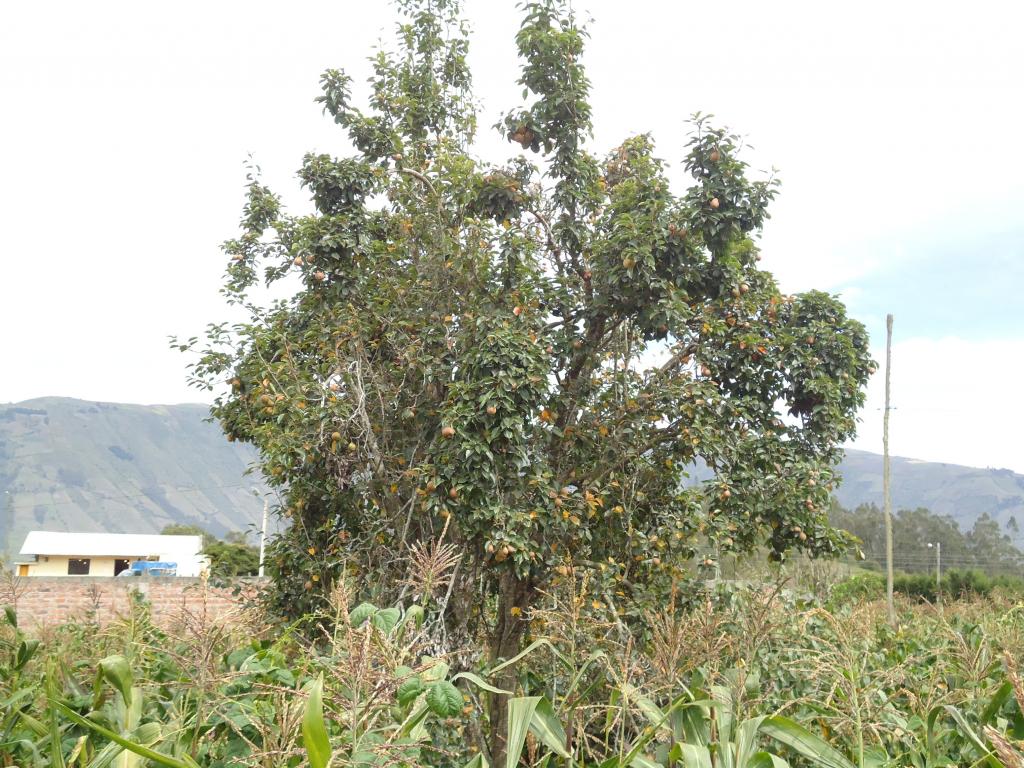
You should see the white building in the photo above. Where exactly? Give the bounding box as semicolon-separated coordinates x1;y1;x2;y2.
16;531;208;577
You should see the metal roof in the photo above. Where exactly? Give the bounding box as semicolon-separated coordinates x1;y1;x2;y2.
19;531;203;557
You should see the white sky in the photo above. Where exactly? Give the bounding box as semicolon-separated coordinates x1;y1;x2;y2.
1;0;1022;472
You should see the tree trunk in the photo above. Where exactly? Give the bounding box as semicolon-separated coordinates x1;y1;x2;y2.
486;571;534;766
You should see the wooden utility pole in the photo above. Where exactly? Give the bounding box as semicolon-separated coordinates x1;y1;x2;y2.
883;314;895;626
258;498;269;578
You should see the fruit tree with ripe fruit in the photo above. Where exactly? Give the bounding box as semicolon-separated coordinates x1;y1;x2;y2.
179;0;873;755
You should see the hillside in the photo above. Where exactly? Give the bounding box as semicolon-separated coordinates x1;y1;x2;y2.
0;398;269;557
835;448;1024;543
2;398;1022;557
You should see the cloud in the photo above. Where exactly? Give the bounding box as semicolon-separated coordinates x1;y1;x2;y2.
847;336;1024;473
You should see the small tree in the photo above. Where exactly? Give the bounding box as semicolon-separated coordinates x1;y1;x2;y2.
160;525;259;576
180;0;872;758
205;537;260;577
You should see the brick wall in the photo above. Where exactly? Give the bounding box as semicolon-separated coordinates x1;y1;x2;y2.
1;576;267;630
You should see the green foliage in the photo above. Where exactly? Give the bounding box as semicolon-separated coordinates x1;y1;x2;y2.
301;676;331;768
0;594;509;767
425;680;463;717
180;0;872;669
827;571;886;607
829;568;1024;609
894;569;1024;603
830;504;1024;576
160;525;261;577
204;539;260;578
176;2;878;760
4;585;1024;767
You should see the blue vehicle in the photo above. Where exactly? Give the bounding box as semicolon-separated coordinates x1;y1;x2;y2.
118;561;178;577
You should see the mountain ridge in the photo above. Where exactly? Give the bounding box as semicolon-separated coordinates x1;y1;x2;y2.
0;397;270;558
2;397;1022;555
834;447;1024;543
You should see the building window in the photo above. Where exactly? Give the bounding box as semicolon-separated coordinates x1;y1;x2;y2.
114;558;130;576
67;558;90;575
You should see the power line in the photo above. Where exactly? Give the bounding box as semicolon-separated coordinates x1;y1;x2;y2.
857;554;1021;564
858;549;1021;559
844;555;1022;570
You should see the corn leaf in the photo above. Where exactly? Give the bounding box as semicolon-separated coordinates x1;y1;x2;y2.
451;671;513;695
302;676;332;768
943;705;1001;767
760;716;855;768
97;656;134;708
86;740;126;768
529;697;571;758
54;703;199;768
488;639;567;675
678;744;714;768
748;752;790;768
507;697;542;768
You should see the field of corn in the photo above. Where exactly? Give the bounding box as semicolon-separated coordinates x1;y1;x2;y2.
2;570;1024;768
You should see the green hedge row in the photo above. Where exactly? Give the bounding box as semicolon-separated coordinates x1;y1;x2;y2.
829;568;1024;607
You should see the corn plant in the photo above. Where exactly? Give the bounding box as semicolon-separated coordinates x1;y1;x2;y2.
52;654;200;768
938;652;1024;768
0;606;42;765
457;668;873;768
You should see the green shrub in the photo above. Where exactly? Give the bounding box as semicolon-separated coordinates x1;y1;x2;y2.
827;571;885;607
894;568;1024;602
830;568;1024;607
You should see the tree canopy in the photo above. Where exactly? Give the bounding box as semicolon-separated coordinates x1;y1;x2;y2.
830;504;1024;576
181;0;872;754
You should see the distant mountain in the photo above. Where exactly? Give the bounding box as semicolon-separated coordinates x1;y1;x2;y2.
2;398;1022;557
0;398;269;558
835;449;1024;544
